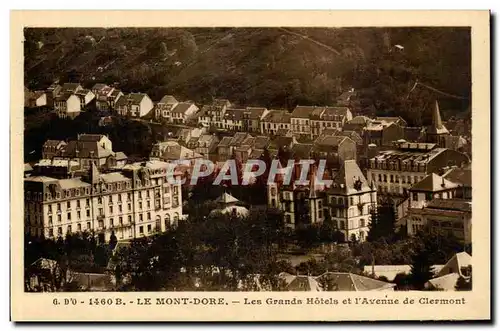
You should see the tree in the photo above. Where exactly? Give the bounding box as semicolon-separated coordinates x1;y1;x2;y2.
409;246;434;290
367;204;396;242
109;232;118;250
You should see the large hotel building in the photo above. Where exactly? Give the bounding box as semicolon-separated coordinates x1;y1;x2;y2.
24;160;183;242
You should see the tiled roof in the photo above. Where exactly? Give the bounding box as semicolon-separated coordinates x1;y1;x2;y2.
252;136;270;149
58;177;91;189
172;102;195;114
78;134;106;142
410;173;460;192
158;95;178;105
263;110;291;124
43;140;65;148
348;116;372;125
91;83;108;91
244;107;267;119
224;108;245;121
291;105;317;118
315;272;395;291
115;93;148;106
218;136;233;147
61;83;82;92
321;107;350;120
425;198;472;212
59;140;113;159
216;192;239;204
230;132;251;146
443;168;471;187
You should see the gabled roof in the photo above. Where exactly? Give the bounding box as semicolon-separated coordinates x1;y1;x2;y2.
43;140;66;148
314;136;347;152
283;275;322;291
328;160;372;195
61;82;82;92
91;83;108;91
216;192;239;204
115;93;148;106
224;108;245;121
263;110;291;124
158;95;178;105
244;107;267;119
437;252;472;278
426;273;460;291
78;134;106;142
218;136;233;147
443;168;471;187
55;92;75;101
230;132;251;146
252;136;270;149
425;198;472;212
321;106;350;120
291;105;317;118
348;116;372;125
172;102;196;114
410;173;459;192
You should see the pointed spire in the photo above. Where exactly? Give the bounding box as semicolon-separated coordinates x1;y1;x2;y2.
432;100;443;129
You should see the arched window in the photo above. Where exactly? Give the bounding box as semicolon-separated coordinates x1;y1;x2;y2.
164;214;171;230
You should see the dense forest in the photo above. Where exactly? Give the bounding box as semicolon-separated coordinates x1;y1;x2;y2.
24;27;471;125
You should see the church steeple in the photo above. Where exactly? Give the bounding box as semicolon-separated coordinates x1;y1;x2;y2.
426;100;449;141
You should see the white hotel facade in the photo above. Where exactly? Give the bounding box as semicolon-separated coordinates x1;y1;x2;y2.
24;161;183;242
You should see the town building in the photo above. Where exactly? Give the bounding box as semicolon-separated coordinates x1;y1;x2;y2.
407;199;472;243
260;110;292;135
60;83;84;94
313;135;357;167
171;102;199;124
26;90;47;108
209;192;249;218
92;84;123;112
24;160;184;241
75;89;96;109
115;93;154;118
154;95;179;123
149;140;202;165
221;108;244;131
46;82;62;107
54;92;81;119
197;99;232;129
367;141;470;196
243;107;269;133
309;106;353;138
44;134;127;170
193;134;220;160
325;160;377;242
425;252;472;291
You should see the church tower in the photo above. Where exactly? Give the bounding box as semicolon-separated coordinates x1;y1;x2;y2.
426;100;450;144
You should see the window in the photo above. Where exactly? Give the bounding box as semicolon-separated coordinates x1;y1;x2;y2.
58;227;62;235
120;217;124;225
165;215;171;229
86;209;90;217
77;200;80;208
139;226;144;234
139;214;143;222
139;201;142;210
118;194;122;202
350;197;354;205
57;214;61;223
86;198;90;206
138;192;142;199
318;210;323;219
390;175;394;183
67;212;71;221
360;219;365;227
87;221;91;229
48;216;53;226
147;201;150;208
147;224;152;233
48;205;52;213
98;197;102;204
383;175;387;182
98;220;104;228
412;192;418;201
77;223;81;232
127;204;131;211
67;225;72;233
99;208;104;216
110;218;114;227
109;196;113;203
67;201;71;208
340;221;345;230
57;203;61;211
147;212;151;220
49;229;54;237
285;215;291;224
109;206;113;214
127;193;131;201
146;191;150;198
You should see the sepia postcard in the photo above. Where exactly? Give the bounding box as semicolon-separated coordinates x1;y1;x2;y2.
11;10;490;322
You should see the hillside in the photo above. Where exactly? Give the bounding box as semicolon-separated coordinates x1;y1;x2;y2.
24;27;471;125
